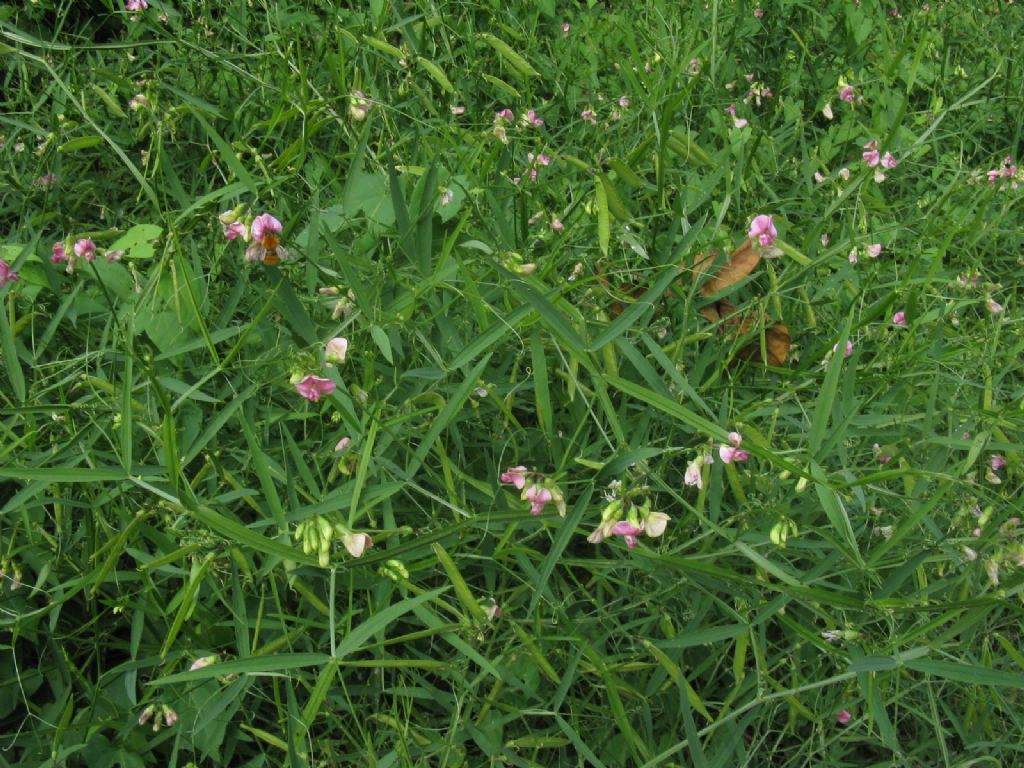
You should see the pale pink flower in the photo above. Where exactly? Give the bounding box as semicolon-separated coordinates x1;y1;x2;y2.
0;259;18;287
991;454;1007;471
450;105;465;115
688;58;701;75
618;96;630;108
822;102;834;120
839;86;855;103
644;511;670;538
335;436;351;452
833;340;854;358
753;7;764;17
838;167;851;180
892;311;907;326
748;214;777;247
873;170;887;183
814;171;826;183
719;445;750;463
725;103;737;116
821;233;830;246
986;298;1003;315
500;466;529;490
848;248;858;264
880;152;898;169
863;148;881;167
526;110;544;127
162;706;178;727
294;375;336;401
440;188;454;206
733;117;748;129
126;0;148;10
189;655;217;672
836;710;852;725
33;172;57;188
74;238;97;261
550;218;564;232
128;93;147;111
106;250;123;262
684;459;702;489
610;520;643;549
523;483;553;515
137;705;156;726
581;108;598;125
495;109;514;122
866;243;882;258
342;532;373;558
324;337;349;364
51;242;68;263
485;600;502;620
561;22;570;32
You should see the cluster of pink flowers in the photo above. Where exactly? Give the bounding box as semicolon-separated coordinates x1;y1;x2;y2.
523;109;544;128
725;103;748;129
292;337;349;402
33;173;57;188
138;703;176;731
839;85;856;103
745;79;773;107
219;210;290;266
125;0;148;11
748;214;777;246
587;495;669;549
862;140;898;182
580;108;598;126
500;466;566;516
519;152;552;183
847;242;882;264
985;156;1021;190
0;259;18;287
892;310;907;327
48;237;123;273
493;109;514;142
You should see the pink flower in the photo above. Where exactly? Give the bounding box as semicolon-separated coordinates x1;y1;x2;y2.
51;242;68;263
748;214;778;247
863;149;880;167
725;103;737;116
450;105;465;115
250;213;282;243
335;436;351;452
814;171;826;183
33;172;57;188
719;432;750;463
836;709;852;725
106;250;123;262
838;167;851;180
865;243;882;258
833;340;854;358
485;600;502;620
125;0;148;10
324;337;349;364
294;375;336;401
610;520;643;549
684;459;703;489
873;444;892;463
688;58;701;75
618;96;630;108
128;93;147;111
991;454;1007;471
523;483;553;515
495;109;514;122
581;108;598;125
839;86;855;103
561;22;571;32
74;238;97;261
500;466;529;490
881;152;898;169
733;117;748;129
848;248;858;264
550;218;564;232
526;110;544;127
440;188;454;206
754;7;764;17
821;233;830;246
223;221;247;241
986;298;1004;315
892;311;907;327
0;259;18;287
349;90;372;121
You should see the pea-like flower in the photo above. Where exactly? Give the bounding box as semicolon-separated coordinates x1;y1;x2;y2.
245;214;288;265
747;214;777;247
294;375;336;402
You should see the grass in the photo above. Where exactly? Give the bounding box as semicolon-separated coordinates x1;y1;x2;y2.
1;0;1023;766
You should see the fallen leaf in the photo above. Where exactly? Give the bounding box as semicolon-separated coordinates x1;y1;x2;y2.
688;239;762;296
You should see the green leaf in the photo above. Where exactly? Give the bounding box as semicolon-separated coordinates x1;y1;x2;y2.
151;652;332;685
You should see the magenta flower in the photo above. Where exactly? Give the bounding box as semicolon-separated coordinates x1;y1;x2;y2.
839;85;855;103
250;214;282;243
832;340;854;358
294;375;336;401
610;520;643;549
836;710;852;725
500;466;529;490
719;432;750;464
51;242;68;263
892;311;907;327
581;108;598;125
246;214;288;265
991;454;1007;471
881;152;898;169
525;109;544;127
748;214;778;247
74;238;97;261
126;0;148;10
0;259;18;287
863;148;881;167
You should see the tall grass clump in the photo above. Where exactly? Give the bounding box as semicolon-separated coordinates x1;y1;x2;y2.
2;0;1023;765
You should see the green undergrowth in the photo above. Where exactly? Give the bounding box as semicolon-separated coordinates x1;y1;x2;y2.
1;0;1023;766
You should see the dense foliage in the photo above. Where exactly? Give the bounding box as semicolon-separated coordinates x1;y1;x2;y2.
2;0;1023;765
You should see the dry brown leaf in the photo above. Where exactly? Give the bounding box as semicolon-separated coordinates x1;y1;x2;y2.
698;239;762;296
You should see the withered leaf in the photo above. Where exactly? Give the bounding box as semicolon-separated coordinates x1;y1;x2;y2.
688;239;762;297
